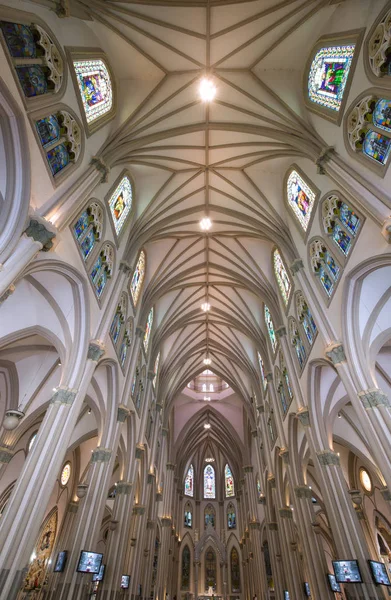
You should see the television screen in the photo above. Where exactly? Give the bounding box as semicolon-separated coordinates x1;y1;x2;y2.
76;551;103;574
54;551;67;572
327;574;341;592
304;582;311;596
333;560;362;583
121;575;130;589
284;591;290;600
369;560;391;586
92;564;105;582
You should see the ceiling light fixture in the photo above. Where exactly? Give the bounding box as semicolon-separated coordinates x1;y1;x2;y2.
201;302;211;312
200;217;212;231
204;423;211;430
205;457;215;462
203;358;211;366
199;78;216;102
204;396;211;402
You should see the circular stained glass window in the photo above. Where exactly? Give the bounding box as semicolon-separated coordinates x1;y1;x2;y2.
28;432;37;452
360;468;372;493
60;462;71;486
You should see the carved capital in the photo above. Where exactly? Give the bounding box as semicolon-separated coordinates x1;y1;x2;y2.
296;406;310;426
294;486;313;499
119;261;132;275
243;465;253;473
267;475;276;488
317;450;340;466
116;481;133;495
155;402;163;413
91;447;112;463
315;146;334;174
325;342;346;366
156;492;163;502
91;156;110;183
136;326;144;338
0;284;15;304
24;218;56;251
290;259;304;276
166;462;176;471
279;508;293;519
88;339;105;361
55;0;71;18
257;404;265;414
266;372;273;382
162;427;169;436
381;487;391;502
135;444;145;459
279;447;290;464
358;388;390;409
161;516;172;527
68;501;79;513
249;520;260;530
147;370;155;381
147;472;156;484
50;386;77;406
251;429;258;438
0;446;13;463
259;495;266;505
267;522;278;531
133;505;146;516
117;404;130;422
275;326;286;339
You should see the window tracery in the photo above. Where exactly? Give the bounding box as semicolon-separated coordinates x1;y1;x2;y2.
308;44;355;112
264;305;277;354
73;58;112;124
108;175;133;236
184;464;194;497
73;201;103;261
204;504;216;528
35;109;82;179
322;194;361;257
90;243;114;299
204;465;216;499
296;293;317;346
347;95;391;169
225;464;235;497
143;307;154;354
289;318;307;370
286;169;316;232
184;502;192;528
367;7;391;79
227;502;236;529
257;351;267;392
309;238;340;298
273;248;292;307
131;250;145;307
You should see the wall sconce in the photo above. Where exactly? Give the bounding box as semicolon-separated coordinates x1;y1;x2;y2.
3;409;24;430
76;483;88;499
109;520;119;531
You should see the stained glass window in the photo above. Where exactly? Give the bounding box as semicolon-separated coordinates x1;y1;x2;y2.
73;201;104;261
181;545;191;590
297;293;317;346
60;462;71;486
28;432;37;452
204;465;216;499
184;464;194;497
204;504;216;528
286;170;316;232
363;130;391;165
322;194;360;258
184;503;192;528
277;372;289;415
289;320;306;369
131;251;145;306
227;503;236;529
264;305;277;354
143;307;154;353
90;244;114;298
73;59;113;124
257;352;267;391
310;239;340;297
273;249;292;306
119;320;132;367
257;478;262;500
225;464;235;497
110;295;126;345
230;547;241;592
108;176;133;235
153;352;160;389
308;45;355;111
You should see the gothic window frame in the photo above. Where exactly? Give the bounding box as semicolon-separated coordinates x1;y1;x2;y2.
134;365;146;415
308;236;342;305
89;241;116;306
0;7;67;111
275;366;289;418
131;351;142;405
272;246;293;312
119;317;133;372
130;249;146;310
143;306;154;357
224;463;235;498
204;464;216;500
71;199;105;267
288;316;307;373
181;544;191;591
204;503;216;528
284;164;320;241
364;2;391;87
344;88;391;176
65;47;116;136
152;351;160;390
110;292;127;349
320;191;363;261
28;103;84;186
227;502;236;530
184;501;193;528
105;170;135;246
295;291;318;349
230;546;241;593
264;304;278;357
184;464;194;498
303;29;364;124
266;406;277;448
257;351;268;393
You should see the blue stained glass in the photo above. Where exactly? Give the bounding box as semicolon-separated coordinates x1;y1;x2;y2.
95;269;107;297
340;203;360;236
131;373;137;397
204;465;215;499
264;305;277;353
302;315;314;345
308;45;355;111
185;464;194;497
326;252;339;279
184;509;192;527
74;211;89;240
46;143;69;176
0;22;37;58
373;99;391;132
80;229;95;260
319;266;334;296
16;65;48;97
283;369;293;399
36;115;60;148
363;130;391;165
332;223;351;256
110;312;122;344
120;339;128;366
227;508;236;529
204;505;215;527
143;308;154;353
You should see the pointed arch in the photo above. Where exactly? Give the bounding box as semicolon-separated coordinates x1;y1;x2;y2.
309;237;341;300
72;200;104;263
204;464;216;499
227;502;236;529
224;464;235;498
131;250;146;308
295;292;317;347
285;166;318;235
289;317;307;371
264;305;277;355
257;351;267;392
106;171;134;239
321;192;362;258
204;504;216;528
272;247;292;307
184;501;192;528
230;546;241;592
143;307;154;354
184;464;194;497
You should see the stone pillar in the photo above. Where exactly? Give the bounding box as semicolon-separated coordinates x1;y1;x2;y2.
243;467;263;599
129;504;147;598
194;559;200;600
156;463;175;600
277;508;306;600
0;340;105;600
0;218;56;297
95;261;132;340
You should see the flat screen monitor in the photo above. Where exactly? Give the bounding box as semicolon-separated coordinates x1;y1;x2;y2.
76;551;103;574
304;582;311;596
54;551;67;573
92;564;105;582
327;573;341;592
121;575;130;589
283;591;290;600
333;560;362;583
368;560;391;586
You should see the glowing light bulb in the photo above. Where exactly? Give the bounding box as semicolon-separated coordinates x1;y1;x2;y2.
204;396;211;402
204;423;211;429
201;302;211;312
199;78;216;102
200;217;212;231
203;358;212;366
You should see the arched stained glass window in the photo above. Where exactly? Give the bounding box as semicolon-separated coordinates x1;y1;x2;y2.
181;545;191;590
256;477;262;501
289;319;306;369
184;502;192;528
90;243;114;298
308;45;355;112
322;194;361;257
108;176;133;236
204;465;215;499
143;307;154;354
267;414;277;445
276;367;288;415
310;238;340;297
110;294;127;345
264;305;277;354
204;504;216;528
184;464;194;497
286;170;316;232
73;59;112;124
280;352;294;402
73;202;103;261
227;502;236;529
273;249;292;306
35;110;82;178
230;547;241;592
225;464;235;498
296;293;317;346
347;95;391;169
153;352;160;389
131;250;145;307
119;319;132;367
257;352;267;391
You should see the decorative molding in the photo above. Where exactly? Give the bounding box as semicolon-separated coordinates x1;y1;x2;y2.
50;386;77;405
243;465;253;473
88;339;105;361
267;522;278;531
249;521;260;530
266;372;273;382
166;462;176;471
316;146;335;175
279;508;293;519
156;492;163;502
161;516;172;526
358;388;390;409
147;370;155;381
267;475;276;488
0;284;15;304
317;450;340;466
0;446;13;463
381;488;391;502
119;260;132;275
135;444;145;459
116;481;133;495
24;218;56;251
296;406;310;426
91;447;112;463
259;495;266;505
136;326;144;338
294;486;313;499
325;342;346;365
132;505;146;516
117;404;130;422
147;472;156;484
290;259;304;276
68;501;79;513
279;447;289;464
251;429;258;438
156;402;163;412
91;156;110;182
275;326;286;339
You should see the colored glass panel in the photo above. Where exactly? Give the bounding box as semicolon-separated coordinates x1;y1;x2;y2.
108;177;133;235
204;465;215;499
332;223;351;255
153;352;160;388
36;114;60;148
373;98;391;132
131;251;145;306
283;368;293;399
319;265;334;296
73;59;113;124
227;506;236;529
231;548;241;592
204;505;215;528
273;249;291;305
184;464;194;497
294;337;306;367
257;351;267;391
61;462;71;486
225;464;235;497
264;305;277;353
90;255;107;298
363;130;391;165
143;307;153;353
326;251;339;279
257;478;262;499
16;64;48;97
46;143;70;176
340;203;360;236
181;546;190;590
119;337;129;366
110;311;122;344
287;170;316;231
278;382;288;414
74;211;89;240
184;508;192;527
80;228;95;260
1;22;37;57
308;45;355;111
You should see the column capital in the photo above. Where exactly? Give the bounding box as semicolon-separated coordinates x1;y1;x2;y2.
279;508;293;519
24;217;56;251
136;326;144;338
267;474;276;488
117;404;130;422
251;429;258;438
91;447;112;463
147;370;155;381
290;258;304;276
381;217;391;243
315;145;335;174
256;404;265;413
296;406;310;426
91;156;110;183
132;504;146;516
267;522;278;531
0;446;13;463
135;443;145;459
358;388;390;409
88;339;105;361
325;342;346;365
266;372;273;382
279;447;289;464
317;450;340;466
275;326;286;339
243;465;253;473
155;402;163;412
147;472;156;484
0;284;15;304
147;519;156;529
381;487;391;502
161;516;172;526
119;261;132;275
50;386;77;405
162;427;169;436
156;491;163;502
249;520;260;530
294;485;312;499
166;462;176;471
68;501;79;513
117;481;133;495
